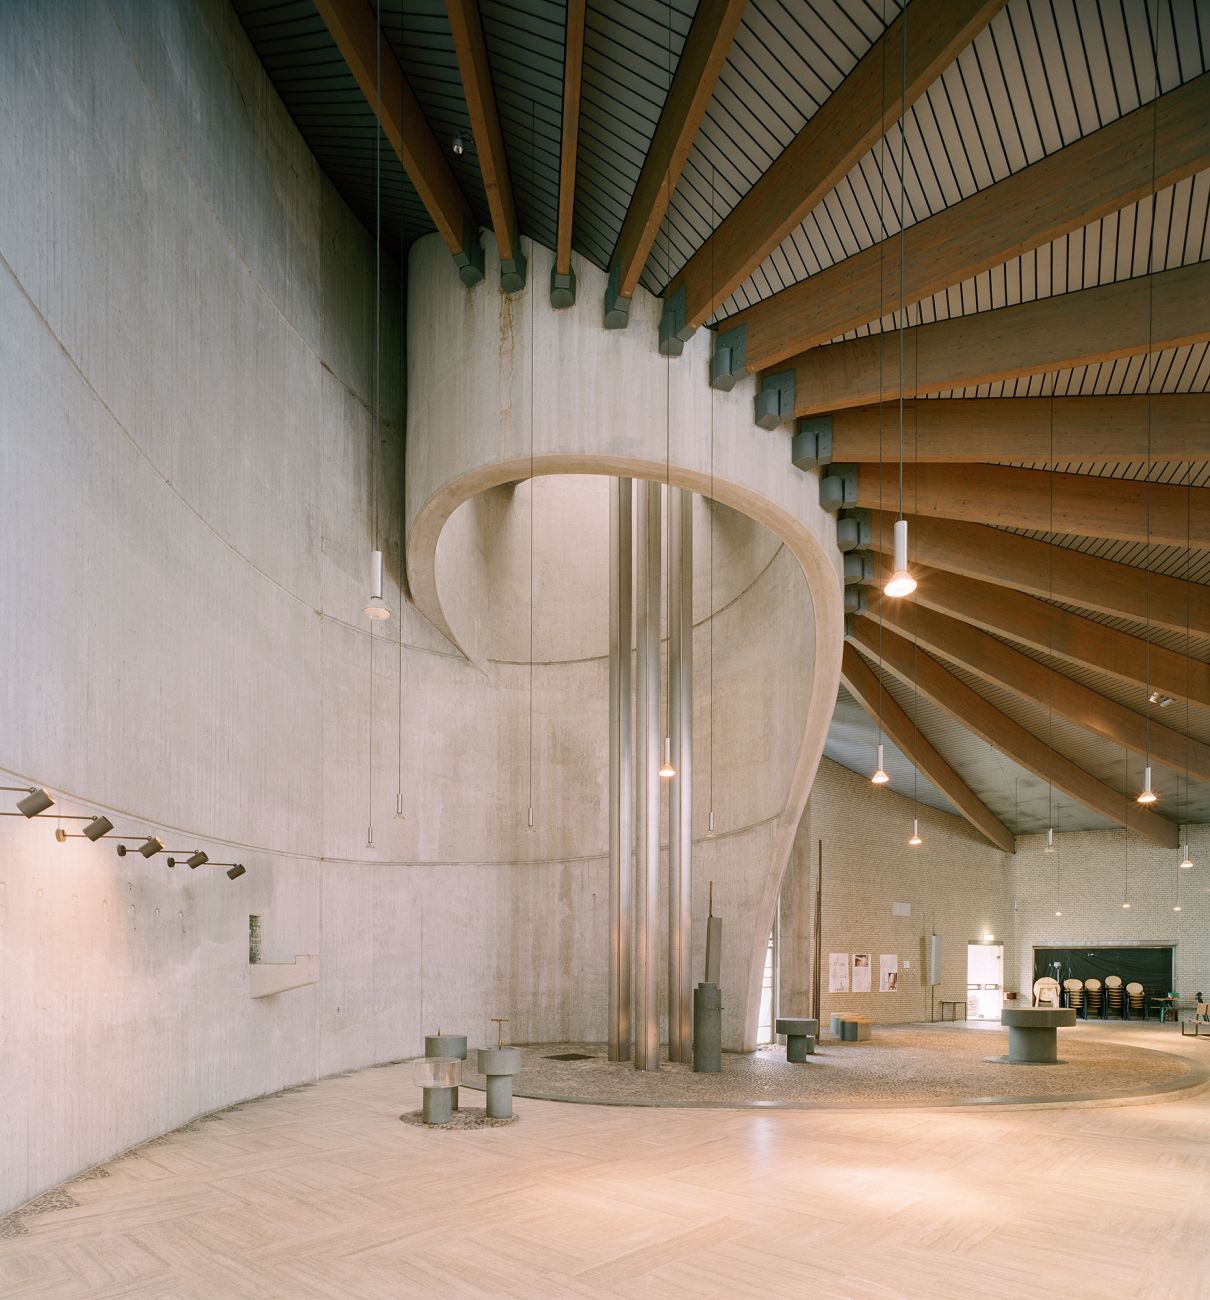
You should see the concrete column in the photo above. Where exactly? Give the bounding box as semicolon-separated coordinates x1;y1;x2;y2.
608;478;633;1062
634;479;662;1071
670;487;693;1061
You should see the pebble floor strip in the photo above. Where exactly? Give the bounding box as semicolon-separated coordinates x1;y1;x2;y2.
461;1022;1193;1108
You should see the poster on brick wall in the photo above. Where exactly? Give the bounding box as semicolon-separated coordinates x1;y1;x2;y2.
852;952;871;993
880;953;899;992
829;952;849;993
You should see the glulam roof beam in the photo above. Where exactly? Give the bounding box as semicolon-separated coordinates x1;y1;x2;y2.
840;645;1015;853
858;510;1210;638
846;619;1180;848
314;0;484;285
830;462;1210;549
551;0;586;307
663;0;1006;337
796;395;1210;466
860;597;1210;786
883;566;1210;711
604;0;747;333
783;261;1210;417
446;0;525;290
723;73;1210;374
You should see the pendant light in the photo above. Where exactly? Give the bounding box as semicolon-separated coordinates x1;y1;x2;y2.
1137;765;1157;804
1179;843;1193;870
883;11;914;601
659;736;675;780
364;549;390;620
871;743;890;785
1044;826;1055;853
908;817;922;847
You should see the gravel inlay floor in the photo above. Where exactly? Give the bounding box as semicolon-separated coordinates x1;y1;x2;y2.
461;1024;1195;1109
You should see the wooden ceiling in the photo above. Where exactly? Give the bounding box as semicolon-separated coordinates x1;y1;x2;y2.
234;0;1210;850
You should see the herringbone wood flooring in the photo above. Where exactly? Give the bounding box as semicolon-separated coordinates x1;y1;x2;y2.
2;1026;1208;1299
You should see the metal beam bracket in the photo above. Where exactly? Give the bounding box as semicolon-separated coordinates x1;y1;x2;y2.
658;286;696;356
709;323;746;390
754;371;794;429
791;415;833;468
452;218;485;287
499;248;528;294
550;265;577;309
819;465;857;513
836;508;872;552
604;263;631;329
843;552;876;586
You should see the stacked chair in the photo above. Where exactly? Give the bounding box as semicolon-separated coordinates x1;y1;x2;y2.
1105;975;1125;1018
1126;982;1146;1018
1084;978;1103;1018
1032;977;1062;1008
1063;979;1085;1015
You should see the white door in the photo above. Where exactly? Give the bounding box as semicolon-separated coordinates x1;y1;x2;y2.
967;943;1004;1020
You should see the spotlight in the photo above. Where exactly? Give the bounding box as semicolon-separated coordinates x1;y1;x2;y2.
16;787;54;818
226;864;246;880
452;131;465;156
117;836;164;858
883;518;916;598
83;815;114;841
871;743;889;785
187;851;209;869
363;549;391;621
1148;691;1174;707
658;737;675;780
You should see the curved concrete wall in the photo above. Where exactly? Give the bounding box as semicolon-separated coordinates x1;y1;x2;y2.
406;232;845;1048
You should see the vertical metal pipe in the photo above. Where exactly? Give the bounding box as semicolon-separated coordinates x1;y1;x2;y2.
676;487;694;1060
608;478;633;1062
667;488;683;1062
634;479;661;1071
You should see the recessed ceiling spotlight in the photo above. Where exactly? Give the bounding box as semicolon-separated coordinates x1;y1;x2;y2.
1147;691;1174;707
452;131;465;156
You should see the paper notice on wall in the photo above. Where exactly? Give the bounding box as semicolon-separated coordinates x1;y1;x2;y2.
851;952;871;993
880;953;899;992
828;952;850;993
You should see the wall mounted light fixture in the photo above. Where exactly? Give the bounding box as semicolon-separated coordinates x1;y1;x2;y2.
1;786;56;817
116;837;165;859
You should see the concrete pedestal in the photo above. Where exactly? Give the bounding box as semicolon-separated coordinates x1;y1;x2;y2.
776;1017;819;1063
426;1033;468;1109
414;1057;462;1125
477;1046;523;1119
1001;1007;1076;1063
693;983;722;1073
421;1085;454;1124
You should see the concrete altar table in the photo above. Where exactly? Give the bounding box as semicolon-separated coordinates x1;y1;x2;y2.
1001;1007;1076;1063
775;1017;819;1062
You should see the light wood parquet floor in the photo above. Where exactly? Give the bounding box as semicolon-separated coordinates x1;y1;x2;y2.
2;1025;1208;1299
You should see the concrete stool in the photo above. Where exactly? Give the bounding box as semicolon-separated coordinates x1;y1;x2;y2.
425;1033;467;1110
776;1017;819;1063
414;1057;462;1124
841;1016;872;1042
477;1046;522;1118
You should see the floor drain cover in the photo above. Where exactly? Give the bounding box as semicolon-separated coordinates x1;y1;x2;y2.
545;1053;595;1062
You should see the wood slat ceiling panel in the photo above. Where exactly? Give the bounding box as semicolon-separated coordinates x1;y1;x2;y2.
709;0;1210;324
572;0;697;273
232;0;428;248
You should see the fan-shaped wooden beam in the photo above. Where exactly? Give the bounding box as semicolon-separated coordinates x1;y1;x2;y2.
446;0;524;289
860;596;1210;785
883;566;1210;711
840;645;1015;853
858;510;1210;638
663;0;1007;333
314;0;482;283
722;72;1210;372
831;462;1210;548
794;395;1210;465
783;261;1210;417
604;0;746;325
552;0;586;305
846;619;1180;848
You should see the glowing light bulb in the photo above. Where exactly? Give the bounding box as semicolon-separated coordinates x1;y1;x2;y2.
1179;845;1193;869
908;817;922;847
871;743;890;785
883;518;916;598
658;736;675;780
1054;910;1063;917
1173;904;1182;912
1136;765;1157;804
1122;900;1132;910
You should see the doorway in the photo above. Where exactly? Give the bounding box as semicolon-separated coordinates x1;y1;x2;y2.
967;942;1004;1020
